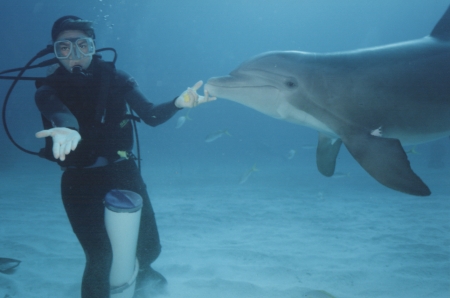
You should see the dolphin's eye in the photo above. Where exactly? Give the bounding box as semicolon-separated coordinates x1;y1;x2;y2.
285;80;297;88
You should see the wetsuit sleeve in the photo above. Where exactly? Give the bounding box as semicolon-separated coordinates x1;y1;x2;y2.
35;85;79;130
117;70;182;127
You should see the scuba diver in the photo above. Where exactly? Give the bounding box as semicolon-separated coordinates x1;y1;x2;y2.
27;15;214;298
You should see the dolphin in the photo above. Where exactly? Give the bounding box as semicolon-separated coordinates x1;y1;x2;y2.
205;6;450;196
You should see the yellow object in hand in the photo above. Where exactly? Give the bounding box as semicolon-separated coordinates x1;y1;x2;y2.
183;93;190;103
117;150;129;159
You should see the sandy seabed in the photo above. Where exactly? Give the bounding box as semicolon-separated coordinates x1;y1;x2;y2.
0;160;449;298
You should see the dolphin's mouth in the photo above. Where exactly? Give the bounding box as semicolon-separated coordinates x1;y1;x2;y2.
205;75;279;98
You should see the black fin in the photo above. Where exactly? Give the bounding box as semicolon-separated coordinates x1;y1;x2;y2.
430;5;450;40
0;258;21;273
316;133;342;177
341;133;431;196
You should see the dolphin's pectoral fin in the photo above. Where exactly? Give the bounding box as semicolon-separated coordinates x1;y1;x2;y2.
341;133;431;196
316;133;343;177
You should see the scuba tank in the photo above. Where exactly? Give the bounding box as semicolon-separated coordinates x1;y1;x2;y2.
104;189;143;298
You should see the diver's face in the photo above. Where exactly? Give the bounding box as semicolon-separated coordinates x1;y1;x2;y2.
55;30;93;72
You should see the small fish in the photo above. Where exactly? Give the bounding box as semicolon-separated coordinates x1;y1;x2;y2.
405;145;420;155
239;164;258;184
0;258;21;273
332;171;350;179
301;144;315;150
286;149;296;160
176;110;192;129
205;130;231;143
304;290;336;298
176;116;187;128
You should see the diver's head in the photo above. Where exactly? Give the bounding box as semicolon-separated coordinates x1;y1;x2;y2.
51;15;95;42
51;16;96;73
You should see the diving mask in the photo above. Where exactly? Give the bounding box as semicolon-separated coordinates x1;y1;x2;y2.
54;37;95;60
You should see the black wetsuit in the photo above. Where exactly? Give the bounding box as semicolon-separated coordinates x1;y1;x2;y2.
35;56;180;298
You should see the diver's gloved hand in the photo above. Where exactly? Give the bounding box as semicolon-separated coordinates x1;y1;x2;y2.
175;80;216;108
35;127;81;161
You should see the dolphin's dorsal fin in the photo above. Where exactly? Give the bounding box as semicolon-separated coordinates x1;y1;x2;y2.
430;5;450;40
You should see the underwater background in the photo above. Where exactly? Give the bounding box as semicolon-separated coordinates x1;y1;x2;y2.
1;0;449;171
0;1;449;297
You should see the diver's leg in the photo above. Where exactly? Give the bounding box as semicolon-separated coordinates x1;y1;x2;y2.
61;169;113;298
134;189;167;292
137;186;162;267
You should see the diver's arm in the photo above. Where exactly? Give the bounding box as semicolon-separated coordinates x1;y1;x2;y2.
35;85;79;130
124;81;215;126
35;85;81;161
125;87;182;127
119;70;215;126
116;70;182;126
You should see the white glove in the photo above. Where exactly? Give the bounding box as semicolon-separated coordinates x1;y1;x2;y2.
35;127;81;161
175;80;216;108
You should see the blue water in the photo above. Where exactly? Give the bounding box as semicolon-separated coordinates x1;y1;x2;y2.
1;0;449;165
0;1;449;297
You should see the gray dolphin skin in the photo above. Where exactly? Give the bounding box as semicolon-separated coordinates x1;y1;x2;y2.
206;6;450;196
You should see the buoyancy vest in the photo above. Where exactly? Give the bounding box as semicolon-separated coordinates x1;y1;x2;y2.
37;57;137;168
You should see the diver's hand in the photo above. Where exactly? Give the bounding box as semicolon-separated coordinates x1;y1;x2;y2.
175;80;216;108
35;127;81;161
